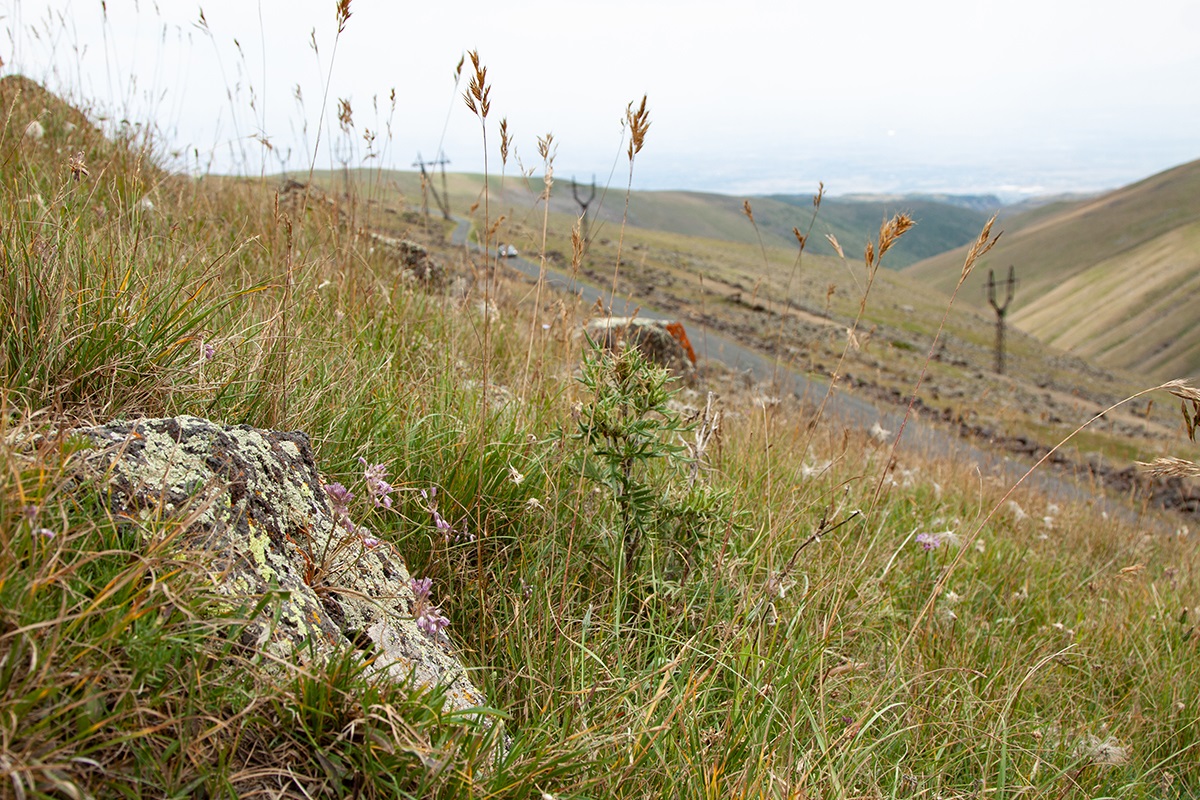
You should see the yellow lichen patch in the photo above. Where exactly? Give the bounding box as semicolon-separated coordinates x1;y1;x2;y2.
246;518;278;582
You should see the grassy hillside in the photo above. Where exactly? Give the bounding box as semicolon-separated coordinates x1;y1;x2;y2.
903;159;1200;379
336;168;993;269
6;68;1200;799
768;193;995;268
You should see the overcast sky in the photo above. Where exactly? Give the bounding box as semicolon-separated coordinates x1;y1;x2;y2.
7;0;1200;199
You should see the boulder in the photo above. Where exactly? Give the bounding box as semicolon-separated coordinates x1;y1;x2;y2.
585;316;698;379
369;233;446;287
68;416;484;715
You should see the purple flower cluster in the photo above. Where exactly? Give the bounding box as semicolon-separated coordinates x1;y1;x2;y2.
324;482;354;528
421;486;472;543
410;576;450;637
915;532;941;551
359;457;395;509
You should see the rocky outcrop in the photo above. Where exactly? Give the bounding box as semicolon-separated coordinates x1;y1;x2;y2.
68;416;484;714
585;317;698;379
368;234;446;286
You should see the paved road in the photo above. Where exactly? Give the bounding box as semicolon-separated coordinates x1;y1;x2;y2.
451;219;1168;528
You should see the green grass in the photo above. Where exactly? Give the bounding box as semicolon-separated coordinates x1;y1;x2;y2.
3;54;1200;800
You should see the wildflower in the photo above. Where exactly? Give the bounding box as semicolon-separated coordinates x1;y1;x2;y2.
801;460;831;480
360;533;381;549
23;120;44;141
35;528;55;539
411;576;433;599
418;607;450;636
422;487;464;542
508;464;525;485
358;457;394;509
944;590;963;604
1007;500;1028;522
1078;735;1128;766
324;482;353;528
67;150;89;181
525;497;545;511
915;532;941;550
765;572;796;598
870;421;891;443
410;576;450;638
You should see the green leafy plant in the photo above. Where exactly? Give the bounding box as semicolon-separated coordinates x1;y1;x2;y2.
572;336;728;578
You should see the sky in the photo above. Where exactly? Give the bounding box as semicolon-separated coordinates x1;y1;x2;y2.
6;0;1200;201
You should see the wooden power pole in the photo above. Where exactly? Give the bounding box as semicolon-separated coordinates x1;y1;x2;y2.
572;175;596;256
986;266;1017;374
412;152;453;221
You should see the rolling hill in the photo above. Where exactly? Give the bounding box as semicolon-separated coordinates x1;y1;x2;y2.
903;158;1200;380
332;168;995;269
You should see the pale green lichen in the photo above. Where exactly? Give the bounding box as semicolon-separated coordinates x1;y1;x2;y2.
71;416;489;718
246;518;277;583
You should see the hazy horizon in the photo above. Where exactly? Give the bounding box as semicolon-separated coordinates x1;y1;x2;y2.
8;1;1199;203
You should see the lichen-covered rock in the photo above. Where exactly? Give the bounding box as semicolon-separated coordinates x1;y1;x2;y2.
68;416;484;715
585;316;698;380
369;234;446;287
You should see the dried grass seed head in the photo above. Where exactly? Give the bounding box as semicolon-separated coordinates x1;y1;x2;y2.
877;213;915;258
960;214;1001;284
1136;456;1200;479
336;0;352;33
825;233;845;259
464;50;491;119
537;131;554;161
626;95;650;160
1162;380;1200;440
793;227;807;250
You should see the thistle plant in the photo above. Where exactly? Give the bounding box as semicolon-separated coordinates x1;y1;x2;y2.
572;337;728;577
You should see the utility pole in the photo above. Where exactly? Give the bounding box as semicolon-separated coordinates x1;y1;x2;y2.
572;175;596;257
412;152;453;221
986;266;1017;375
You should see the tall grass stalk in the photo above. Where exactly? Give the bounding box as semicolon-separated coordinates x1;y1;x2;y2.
606;95;649;313
519;133;555;402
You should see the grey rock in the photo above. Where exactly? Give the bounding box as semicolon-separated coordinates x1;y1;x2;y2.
369;234;446;287
68;416;485;715
584;317;698;380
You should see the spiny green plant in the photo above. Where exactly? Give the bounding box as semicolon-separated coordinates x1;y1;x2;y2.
571;338;730;583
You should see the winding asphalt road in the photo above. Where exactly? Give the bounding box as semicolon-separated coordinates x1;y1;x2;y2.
451;219;1168;528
